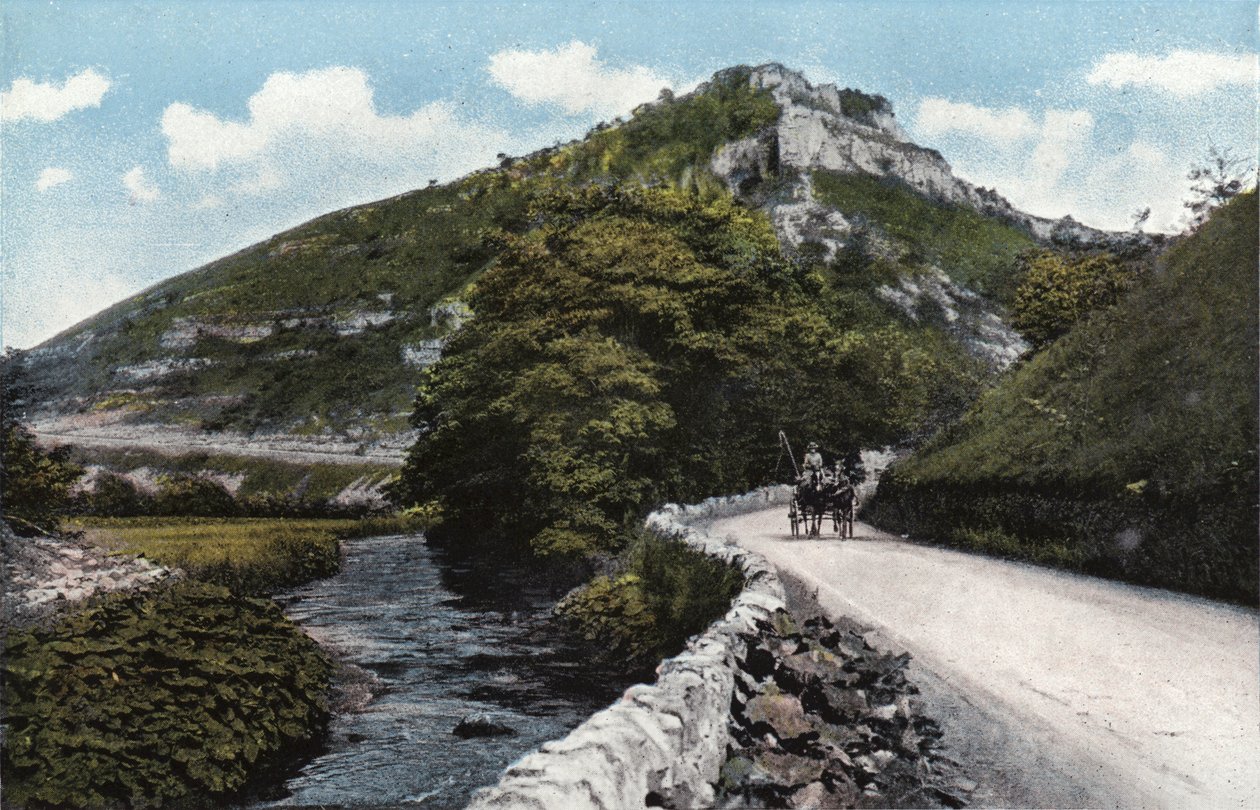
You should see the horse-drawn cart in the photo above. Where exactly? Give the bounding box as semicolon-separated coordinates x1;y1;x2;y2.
780;433;858;538
789;472;857;538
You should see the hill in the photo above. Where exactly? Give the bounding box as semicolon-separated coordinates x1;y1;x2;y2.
20;64;1130;456
869;192;1259;604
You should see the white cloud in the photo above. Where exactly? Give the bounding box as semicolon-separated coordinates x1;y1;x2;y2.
162;102;268;170
1029;109;1094;188
1086;50;1257;96
1;68;111;123
36;167;73;192
123;166;159;203
915;98;1037;142
158;66;519;214
488;41;673;118
229;165;283;196
193;194;225;210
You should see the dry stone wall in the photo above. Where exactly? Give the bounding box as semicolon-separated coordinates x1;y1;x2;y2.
466;487;793;810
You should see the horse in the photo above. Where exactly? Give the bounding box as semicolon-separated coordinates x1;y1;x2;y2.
794;470;830;537
828;482;858;538
795;471;859;538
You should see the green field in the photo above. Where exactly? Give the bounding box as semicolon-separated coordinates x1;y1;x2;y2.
73;515;418;595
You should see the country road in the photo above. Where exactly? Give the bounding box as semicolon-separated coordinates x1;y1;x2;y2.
33;427;406;467
709;508;1260;809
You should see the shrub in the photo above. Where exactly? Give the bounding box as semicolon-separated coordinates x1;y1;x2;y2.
1010;251;1135;348
153;474;239;517
82;472;148;517
1;349;82;534
557;530;744;675
2;582;331;808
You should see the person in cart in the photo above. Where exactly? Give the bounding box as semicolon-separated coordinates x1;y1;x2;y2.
803;442;825;474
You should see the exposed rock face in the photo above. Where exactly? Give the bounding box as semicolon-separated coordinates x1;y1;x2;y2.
875;267;1030;366
1;523;177;628
715;63;1117;248
708;64;1086;370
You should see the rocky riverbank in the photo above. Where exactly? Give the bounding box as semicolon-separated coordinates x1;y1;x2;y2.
1;523;176;629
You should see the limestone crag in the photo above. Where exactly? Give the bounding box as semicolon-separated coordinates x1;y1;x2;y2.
717;64;1116;247
1;523;177;628
875;267;1029;367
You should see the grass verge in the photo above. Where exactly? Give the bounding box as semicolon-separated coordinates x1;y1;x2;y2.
70;515;425;596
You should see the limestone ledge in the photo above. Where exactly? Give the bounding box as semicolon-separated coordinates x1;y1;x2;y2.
466;487;793;810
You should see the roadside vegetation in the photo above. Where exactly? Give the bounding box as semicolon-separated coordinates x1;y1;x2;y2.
869;191;1259;604
556;530;744;676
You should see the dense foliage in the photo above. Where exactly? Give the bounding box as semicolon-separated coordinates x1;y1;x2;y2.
565;66;780;189
2;583;331;808
812;170;1036;302
393;185;970;558
869;192;1259;603
1;350;82;534
1010;251;1136;349
555;530;744;675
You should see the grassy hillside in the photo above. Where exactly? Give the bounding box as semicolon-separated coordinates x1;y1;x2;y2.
813;170;1036;302
24;69;785;438
869;192;1259;604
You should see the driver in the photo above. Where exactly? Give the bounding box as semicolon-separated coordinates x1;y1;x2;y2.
803;442;824;474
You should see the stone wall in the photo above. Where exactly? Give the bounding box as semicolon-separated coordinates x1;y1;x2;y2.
466;487;793;810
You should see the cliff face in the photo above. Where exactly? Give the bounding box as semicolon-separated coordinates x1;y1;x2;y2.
713;64;1118;250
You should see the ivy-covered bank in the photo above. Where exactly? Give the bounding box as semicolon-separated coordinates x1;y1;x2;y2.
2;583;331;808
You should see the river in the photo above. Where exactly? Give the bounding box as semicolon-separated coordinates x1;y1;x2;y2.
252;533;626;809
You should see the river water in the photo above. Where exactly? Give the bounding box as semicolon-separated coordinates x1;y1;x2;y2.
253;533;625;809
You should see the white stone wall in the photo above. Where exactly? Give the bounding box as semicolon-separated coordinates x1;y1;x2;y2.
466;487;792;810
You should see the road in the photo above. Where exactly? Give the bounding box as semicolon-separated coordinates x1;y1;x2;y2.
709;508;1260;809
33;427;405;467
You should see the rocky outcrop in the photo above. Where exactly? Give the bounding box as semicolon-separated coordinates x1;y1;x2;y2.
715;63;1118;250
1;523;177;628
467;488;793;810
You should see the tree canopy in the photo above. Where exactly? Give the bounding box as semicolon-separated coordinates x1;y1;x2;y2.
393;186;983;558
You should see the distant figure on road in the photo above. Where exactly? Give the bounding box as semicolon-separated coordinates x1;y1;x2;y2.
803;442;824;474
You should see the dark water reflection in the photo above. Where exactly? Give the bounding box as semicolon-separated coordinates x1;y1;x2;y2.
251;533;626;809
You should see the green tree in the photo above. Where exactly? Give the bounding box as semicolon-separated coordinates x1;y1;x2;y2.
1185;145;1254;228
1011;252;1135;349
1;349;81;534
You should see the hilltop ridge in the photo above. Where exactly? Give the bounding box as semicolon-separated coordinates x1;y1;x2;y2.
21;63;1131;451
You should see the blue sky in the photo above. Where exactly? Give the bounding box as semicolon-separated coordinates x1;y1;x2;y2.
3;1;1256;348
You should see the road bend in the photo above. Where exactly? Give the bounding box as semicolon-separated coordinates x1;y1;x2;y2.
709;508;1259;809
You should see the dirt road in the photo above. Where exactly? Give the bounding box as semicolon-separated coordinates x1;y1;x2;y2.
710;509;1259;809
33;427;405;467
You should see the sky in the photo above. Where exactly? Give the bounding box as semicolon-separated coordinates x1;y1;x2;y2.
2;1;1256;349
